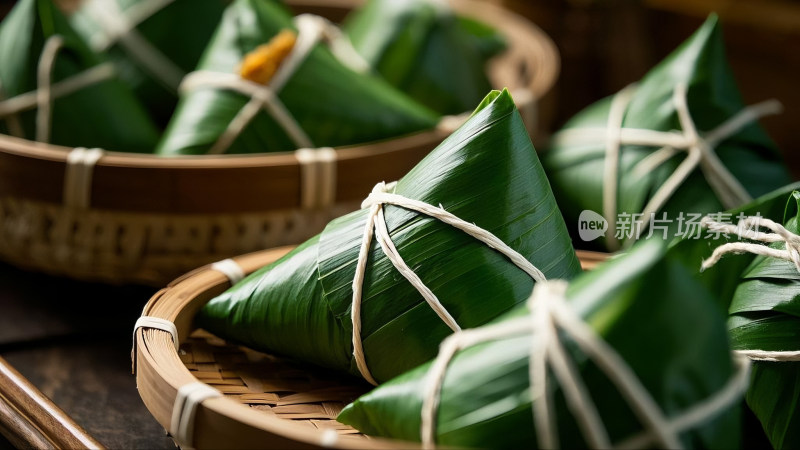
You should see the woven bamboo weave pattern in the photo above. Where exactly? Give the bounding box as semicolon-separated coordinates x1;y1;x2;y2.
0;197;357;285
181;329;370;437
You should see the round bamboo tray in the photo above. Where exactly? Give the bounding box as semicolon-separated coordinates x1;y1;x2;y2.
0;0;559;286
133;248;601;449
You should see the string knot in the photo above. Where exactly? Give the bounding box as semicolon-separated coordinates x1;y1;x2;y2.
361;181;397;208
700;215;800;273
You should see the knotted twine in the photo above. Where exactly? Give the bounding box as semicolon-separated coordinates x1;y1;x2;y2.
83;0;184;91
351;181;547;385
0;35;116;143
701;215;800;362
420;280;751;449
552;83;782;251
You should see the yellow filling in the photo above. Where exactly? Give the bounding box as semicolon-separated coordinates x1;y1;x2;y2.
239;30;298;85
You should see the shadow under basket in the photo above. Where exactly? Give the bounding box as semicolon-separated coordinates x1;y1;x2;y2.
0;0;559;286
133;248;603;449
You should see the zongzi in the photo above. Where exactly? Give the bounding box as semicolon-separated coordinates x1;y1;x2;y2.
339;240;747;449
697;190;800;449
70;0;227;126
542;14;790;252
0;0;159;152
196;89;582;384
156;0;438;156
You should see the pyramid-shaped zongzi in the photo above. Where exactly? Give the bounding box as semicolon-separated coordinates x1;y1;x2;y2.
339;240;743;448
0;0;159;152
156;0;438;155
543;15;790;251
197;89;582;384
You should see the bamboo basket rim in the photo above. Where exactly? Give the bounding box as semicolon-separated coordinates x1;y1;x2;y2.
133;248;605;449
0;0;559;215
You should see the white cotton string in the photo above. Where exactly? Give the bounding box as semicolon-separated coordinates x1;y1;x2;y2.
700;216;800;273
295;147;337;209
0;36;116;142
170;382;222;449
552;83;781;249
602;84;637;251
131;316;178;374
180;71;313;153
88;0;175;50
534;285;611;449
421;316;532;449
63;147;104;209
545;287;680;449
615;353;751;449
735;349;800;362
289;14;369;77
419;281;751;449
133;316;178;351
85;0;184;91
268;14;327;93
0;64;115;120
351;201;380;386
210;258;245;285
361;186;547;282
180;11;322;154
529;286;558;449
351;181;547;385
36;36;65;144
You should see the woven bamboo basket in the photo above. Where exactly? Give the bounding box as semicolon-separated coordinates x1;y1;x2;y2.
0;0;559;286
133;248;602;449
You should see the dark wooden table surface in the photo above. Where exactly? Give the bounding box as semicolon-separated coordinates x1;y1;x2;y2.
0;262;175;449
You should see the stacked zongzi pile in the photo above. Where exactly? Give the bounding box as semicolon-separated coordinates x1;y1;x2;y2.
0;0;510;155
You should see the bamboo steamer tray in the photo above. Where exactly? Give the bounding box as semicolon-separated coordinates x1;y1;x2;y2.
0;0;559;286
133;248;602;449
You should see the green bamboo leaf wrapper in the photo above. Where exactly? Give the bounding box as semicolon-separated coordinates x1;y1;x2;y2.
70;0;227;126
665;185;800;448
0;0;159;152
542;15;790;251
156;0;438;155
712;192;800;448
343;0;503;116
197;89;582;383
338;240;740;449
